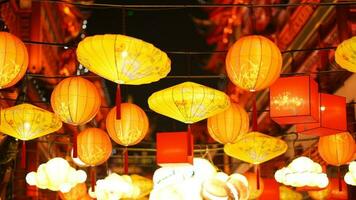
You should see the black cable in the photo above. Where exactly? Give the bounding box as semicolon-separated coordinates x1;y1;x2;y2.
31;0;356;9
21;39;337;54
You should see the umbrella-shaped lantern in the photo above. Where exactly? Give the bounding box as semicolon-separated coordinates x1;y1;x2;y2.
0;104;62;167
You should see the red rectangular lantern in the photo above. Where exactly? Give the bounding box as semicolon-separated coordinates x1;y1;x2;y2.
296;93;347;136
156;132;193;167
270;76;319;125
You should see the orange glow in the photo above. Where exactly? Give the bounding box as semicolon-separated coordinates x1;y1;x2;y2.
77;128;112;166
318;132;355;167
51;77;101;126
0;32;28;89
226;35;282;91
106;103;149;146
207;103;249;144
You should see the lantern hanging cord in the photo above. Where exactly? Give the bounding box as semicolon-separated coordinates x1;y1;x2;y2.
31;0;356;9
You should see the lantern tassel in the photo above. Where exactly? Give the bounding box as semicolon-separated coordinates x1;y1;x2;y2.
338;166;342;191
255;164;260;190
21;141;26;169
73;131;78;158
124;147;128;174
116;84;121;120
252;94;258;131
90;167;96;192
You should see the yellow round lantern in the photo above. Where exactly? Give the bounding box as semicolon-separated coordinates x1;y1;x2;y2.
0;32;29;89
335;36;356;72
106;103;149;146
148;82;230;124
51;77;101;126
226;35;282;91
76;34;170;85
207;103;249;144
77;128;112;166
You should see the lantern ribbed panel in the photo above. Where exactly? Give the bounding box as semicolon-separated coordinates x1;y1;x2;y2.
51;77;101;126
224;132;287;164
207;103;249;144
0;32;28;89
106;103;149;146
0;104;62;140
318;132;355;166
226;35;282;91
335;36;356;72
148;82;230;124
77;128;112;166
76;34;171;85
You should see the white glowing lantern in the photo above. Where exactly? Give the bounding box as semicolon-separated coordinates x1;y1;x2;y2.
25;157;87;192
344;161;356;186
275;157;328;189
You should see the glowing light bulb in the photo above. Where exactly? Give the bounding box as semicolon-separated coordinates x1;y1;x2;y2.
320;106;326;111
121;51;128;58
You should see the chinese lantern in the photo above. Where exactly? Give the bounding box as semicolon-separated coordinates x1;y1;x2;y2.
77;34;171;119
148;82;230;124
106;103;148;146
106;103;148;174
318;132;355;167
335;36;356;72
77;128;112;166
244;172;264;200
51;77;101;126
296;93;347;136
270;76;319;125
77;128;112;192
156;132;193;166
207;103;249;144
0;32;29;89
224;132;287;165
274;157;329;189
225;35;282;92
26;157;87;192
0;104;62;167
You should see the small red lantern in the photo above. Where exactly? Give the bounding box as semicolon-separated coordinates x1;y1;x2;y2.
156;132;193;167
296;93;347;136
270;76;319;125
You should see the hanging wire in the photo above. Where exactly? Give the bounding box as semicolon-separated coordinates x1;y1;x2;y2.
31;0;356;9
